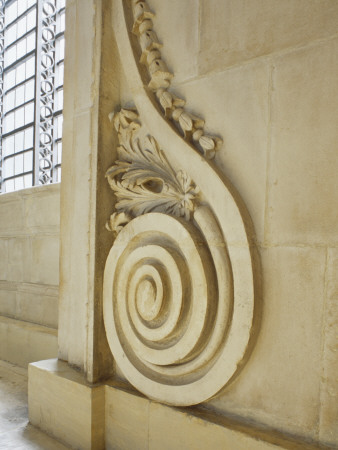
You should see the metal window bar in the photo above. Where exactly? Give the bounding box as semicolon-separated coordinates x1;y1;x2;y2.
0;1;4;192
0;0;64;193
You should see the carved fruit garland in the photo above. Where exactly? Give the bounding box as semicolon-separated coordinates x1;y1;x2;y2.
131;0;222;159
106;108;199;234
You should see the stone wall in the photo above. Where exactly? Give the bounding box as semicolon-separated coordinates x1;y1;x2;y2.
117;0;338;446
0;184;59;366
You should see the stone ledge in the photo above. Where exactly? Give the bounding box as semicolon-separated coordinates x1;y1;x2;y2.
28;359;329;450
29;359;105;450
0;316;57;367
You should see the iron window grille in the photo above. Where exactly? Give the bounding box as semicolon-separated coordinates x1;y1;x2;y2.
0;0;65;193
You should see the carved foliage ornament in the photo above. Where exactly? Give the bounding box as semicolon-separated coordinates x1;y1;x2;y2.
106;109;199;231
103;0;256;407
131;0;222;159
104;110;255;406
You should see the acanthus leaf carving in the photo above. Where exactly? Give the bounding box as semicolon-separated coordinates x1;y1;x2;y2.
106;109;199;226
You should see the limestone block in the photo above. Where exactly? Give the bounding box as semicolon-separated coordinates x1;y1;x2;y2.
0;316;57;367
208;246;326;440
0;197;23;235
105;384;149;450
23;185;60;230
319;248;338;446
150;403;298;450
170;61;269;242
0;283;16;318
7;238;27;283
146;0;199;83
30;235;59;285
16;283;59;329
266;39;338;246
0;239;8;280
29;359;105;450
58;111;92;367
74;0;99;112
199;0;338;74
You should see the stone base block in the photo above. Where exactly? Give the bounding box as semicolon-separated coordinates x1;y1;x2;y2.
29;359;324;450
28;359;105;450
0;316;57;367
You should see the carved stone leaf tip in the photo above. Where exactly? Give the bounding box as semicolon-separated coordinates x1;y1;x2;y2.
106;108;200;231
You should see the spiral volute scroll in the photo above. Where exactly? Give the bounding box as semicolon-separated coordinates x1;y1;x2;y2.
103;105;255;405
103;0;256;406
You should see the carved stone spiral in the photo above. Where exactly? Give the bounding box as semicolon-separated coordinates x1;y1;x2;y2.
104;0;257;406
103;206;241;406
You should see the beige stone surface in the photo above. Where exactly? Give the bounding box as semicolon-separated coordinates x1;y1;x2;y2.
105;385;149;450
199;0;338;74
0;360;69;449
0;282;58;328
0;239;8;279
146;0;199;83
171;60;269;242
0;316;57;367
0;184;60;335
266;39;338;246
23;187;60;230
209;246;326;440
29;359;104;450
30;235;59;285
319;248;338;446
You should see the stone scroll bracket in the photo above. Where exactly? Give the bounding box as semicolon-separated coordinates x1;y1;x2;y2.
101;0;260;407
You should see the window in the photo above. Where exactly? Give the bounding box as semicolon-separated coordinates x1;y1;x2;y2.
0;0;65;193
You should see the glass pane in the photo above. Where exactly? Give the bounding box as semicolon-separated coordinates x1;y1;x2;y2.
14;177;24;191
16;85;25;106
4;91;15;112
57;142;62;164
57;89;63;110
26;32;35;53
3;136;15;157
5;70;16;90
27;10;36;31
25;102;34;124
25;56;35;79
14;154;24;175
5;2;17;27
24;173;33;188
5;24;17;47
16;38;27;59
24;151;33;171
15;107;25;128
27;0;36;8
57;115;63;138
4;157;14;178
17;17;27;39
25;78;35;101
25;127;34;148
16;63;26;83
18;0;28;16
5;179;15;193
4;112;15;133
4;46;16;66
15;132;25;152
